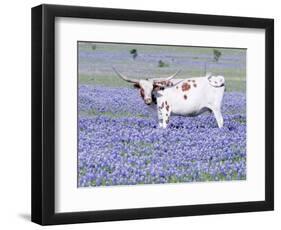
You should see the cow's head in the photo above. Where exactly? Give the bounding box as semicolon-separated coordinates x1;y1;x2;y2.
112;67;180;105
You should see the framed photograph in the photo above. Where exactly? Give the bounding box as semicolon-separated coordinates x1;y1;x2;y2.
31;4;274;225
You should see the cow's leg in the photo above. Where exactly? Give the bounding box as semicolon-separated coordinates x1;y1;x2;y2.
157;102;165;128
162;104;171;128
157;110;164;128
212;108;223;128
157;99;171;128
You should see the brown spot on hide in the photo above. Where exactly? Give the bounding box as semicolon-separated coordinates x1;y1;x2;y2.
166;120;169;124
156;81;173;87
140;88;144;98
161;102;164;109
181;82;191;92
165;101;168;105
154;86;165;91
153;86;160;91
166;105;170;111
193;84;197;87
183;95;187;100
176;86;179;89
192;80;196;83
168;81;174;87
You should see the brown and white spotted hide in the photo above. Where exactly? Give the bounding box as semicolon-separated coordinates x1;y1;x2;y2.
155;74;225;128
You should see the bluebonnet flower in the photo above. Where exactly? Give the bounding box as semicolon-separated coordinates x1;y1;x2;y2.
78;85;246;187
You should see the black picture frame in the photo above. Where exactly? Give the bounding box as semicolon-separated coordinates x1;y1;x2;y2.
31;4;274;225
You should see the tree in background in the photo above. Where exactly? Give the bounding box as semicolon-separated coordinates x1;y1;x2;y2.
130;49;138;60
213;49;222;62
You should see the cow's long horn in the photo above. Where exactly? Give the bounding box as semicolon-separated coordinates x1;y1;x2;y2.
112;67;140;84
153;70;181;84
166;69;181;80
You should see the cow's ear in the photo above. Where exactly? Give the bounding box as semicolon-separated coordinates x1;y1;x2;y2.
134;83;140;88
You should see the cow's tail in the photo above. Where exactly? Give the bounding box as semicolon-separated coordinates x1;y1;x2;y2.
206;74;225;88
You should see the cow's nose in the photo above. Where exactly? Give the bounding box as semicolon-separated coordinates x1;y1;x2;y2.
144;98;152;105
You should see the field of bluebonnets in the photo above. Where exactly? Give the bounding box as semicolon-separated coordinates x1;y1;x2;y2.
78;42;246;187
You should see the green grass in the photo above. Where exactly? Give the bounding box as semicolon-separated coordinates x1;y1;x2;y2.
79;72;245;92
78;42;246;92
80;109;148;118
79;41;246;56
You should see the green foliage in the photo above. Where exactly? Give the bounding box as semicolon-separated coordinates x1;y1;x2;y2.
158;60;169;67
130;49;138;59
168;175;180;183
84;109;148;118
213;49;222;62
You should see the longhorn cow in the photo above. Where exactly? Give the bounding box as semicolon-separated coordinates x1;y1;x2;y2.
112;67;225;129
